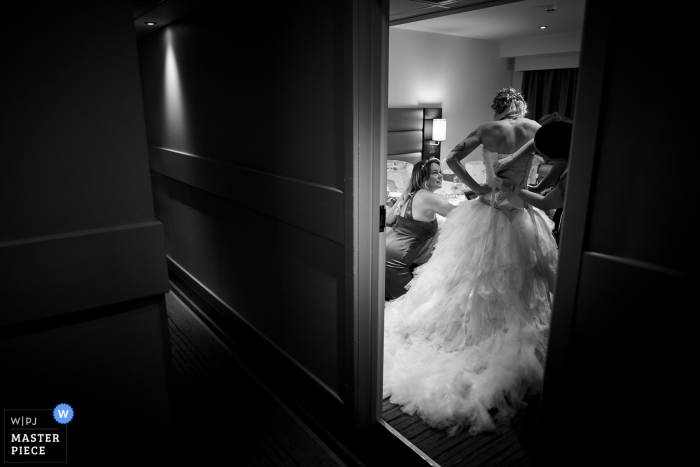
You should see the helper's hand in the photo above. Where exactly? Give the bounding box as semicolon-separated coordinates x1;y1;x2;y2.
495;177;516;192
493;155;515;174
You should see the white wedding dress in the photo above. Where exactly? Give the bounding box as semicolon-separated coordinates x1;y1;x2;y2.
383;148;558;435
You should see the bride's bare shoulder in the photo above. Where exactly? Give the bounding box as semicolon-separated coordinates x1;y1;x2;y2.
515;118;541;138
520;117;541;129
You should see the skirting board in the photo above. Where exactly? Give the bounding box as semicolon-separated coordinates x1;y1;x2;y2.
166;255;345;407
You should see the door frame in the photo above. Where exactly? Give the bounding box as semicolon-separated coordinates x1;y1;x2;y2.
536;0;608;437
347;0;388;430
352;0;607;437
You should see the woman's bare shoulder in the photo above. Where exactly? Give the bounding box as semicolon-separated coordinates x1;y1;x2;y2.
416;189;448;206
412;189;436;202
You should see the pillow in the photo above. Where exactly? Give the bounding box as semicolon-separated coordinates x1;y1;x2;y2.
386;160;413;196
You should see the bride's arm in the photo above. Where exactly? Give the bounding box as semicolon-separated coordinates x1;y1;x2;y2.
446;128;489;195
493;139;536;174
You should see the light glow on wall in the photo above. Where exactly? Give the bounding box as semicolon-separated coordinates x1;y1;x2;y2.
415;90;443;105
164;28;190;150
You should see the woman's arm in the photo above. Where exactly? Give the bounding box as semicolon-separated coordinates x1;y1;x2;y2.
424;192;456;218
446;127;489;195
530;161;567;193
512;183;564;210
493;139;536;174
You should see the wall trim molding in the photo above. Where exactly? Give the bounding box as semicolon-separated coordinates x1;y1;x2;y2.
0;221;162;248
149;145;343;194
148;145;345;245
166;255;344;406
500;32;582;58
0;221;169;327
514;52;579;72
585;252;695;280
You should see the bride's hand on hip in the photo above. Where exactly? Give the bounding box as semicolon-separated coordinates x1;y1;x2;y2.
473;184;492;196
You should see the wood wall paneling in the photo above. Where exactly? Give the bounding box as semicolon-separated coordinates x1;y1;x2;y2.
3;1;169;326
136;5;346;192
0;222;169;327
138;0;356;421
149;171;344;397
148;146;344;245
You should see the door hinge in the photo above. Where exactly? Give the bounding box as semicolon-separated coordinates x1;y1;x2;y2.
379;205;386;232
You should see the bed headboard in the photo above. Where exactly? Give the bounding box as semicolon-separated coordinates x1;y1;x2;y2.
387;107;442;165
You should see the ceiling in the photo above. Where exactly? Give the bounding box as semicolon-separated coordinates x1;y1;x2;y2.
391;0;585;41
131;0;585;43
132;0;209;38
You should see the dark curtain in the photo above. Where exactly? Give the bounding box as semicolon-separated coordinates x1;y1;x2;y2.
522;68;578;122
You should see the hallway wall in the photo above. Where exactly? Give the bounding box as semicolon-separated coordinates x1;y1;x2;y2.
1;0;171;462
138;4;348;402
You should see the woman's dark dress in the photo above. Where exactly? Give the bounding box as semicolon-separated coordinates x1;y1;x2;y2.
385;192;438;300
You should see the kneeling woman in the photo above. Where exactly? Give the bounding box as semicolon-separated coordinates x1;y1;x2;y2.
385;158;455;300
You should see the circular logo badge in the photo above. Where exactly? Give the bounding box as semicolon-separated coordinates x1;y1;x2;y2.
53;404;73;424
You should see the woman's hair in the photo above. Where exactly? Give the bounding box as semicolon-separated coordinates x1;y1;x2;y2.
491;87;528;120
538;112;572;125
398;158;440;205
534;120;573;161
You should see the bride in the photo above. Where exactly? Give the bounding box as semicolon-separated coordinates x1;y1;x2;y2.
383;88;558;436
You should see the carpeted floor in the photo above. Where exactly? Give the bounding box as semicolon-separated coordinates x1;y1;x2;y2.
165;291;348;466
382;397;535;466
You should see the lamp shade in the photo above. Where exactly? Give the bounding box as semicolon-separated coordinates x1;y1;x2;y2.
432;119;446;141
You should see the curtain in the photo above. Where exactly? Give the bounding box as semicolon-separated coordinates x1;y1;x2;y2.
522;68;579;123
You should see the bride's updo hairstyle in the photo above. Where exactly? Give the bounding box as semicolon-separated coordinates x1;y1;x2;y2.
534;120;573;161
397;157;440;206
491;87;528;120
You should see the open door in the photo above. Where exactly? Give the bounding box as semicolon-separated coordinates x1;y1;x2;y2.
537;1;694;463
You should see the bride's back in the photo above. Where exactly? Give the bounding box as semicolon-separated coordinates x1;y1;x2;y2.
479;117;540;154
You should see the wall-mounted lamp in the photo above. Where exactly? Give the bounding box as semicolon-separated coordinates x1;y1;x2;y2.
430;119;446;145
144;22;157;26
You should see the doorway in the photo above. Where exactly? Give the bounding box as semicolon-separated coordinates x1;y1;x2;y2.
374;1;586;464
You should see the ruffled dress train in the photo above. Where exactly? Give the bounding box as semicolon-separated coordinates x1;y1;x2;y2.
383;150;558;436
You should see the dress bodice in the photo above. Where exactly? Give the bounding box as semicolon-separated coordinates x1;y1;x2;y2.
385;192;439;300
481;148;534;210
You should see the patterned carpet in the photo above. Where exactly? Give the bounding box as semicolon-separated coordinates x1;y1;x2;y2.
382;397;536;466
